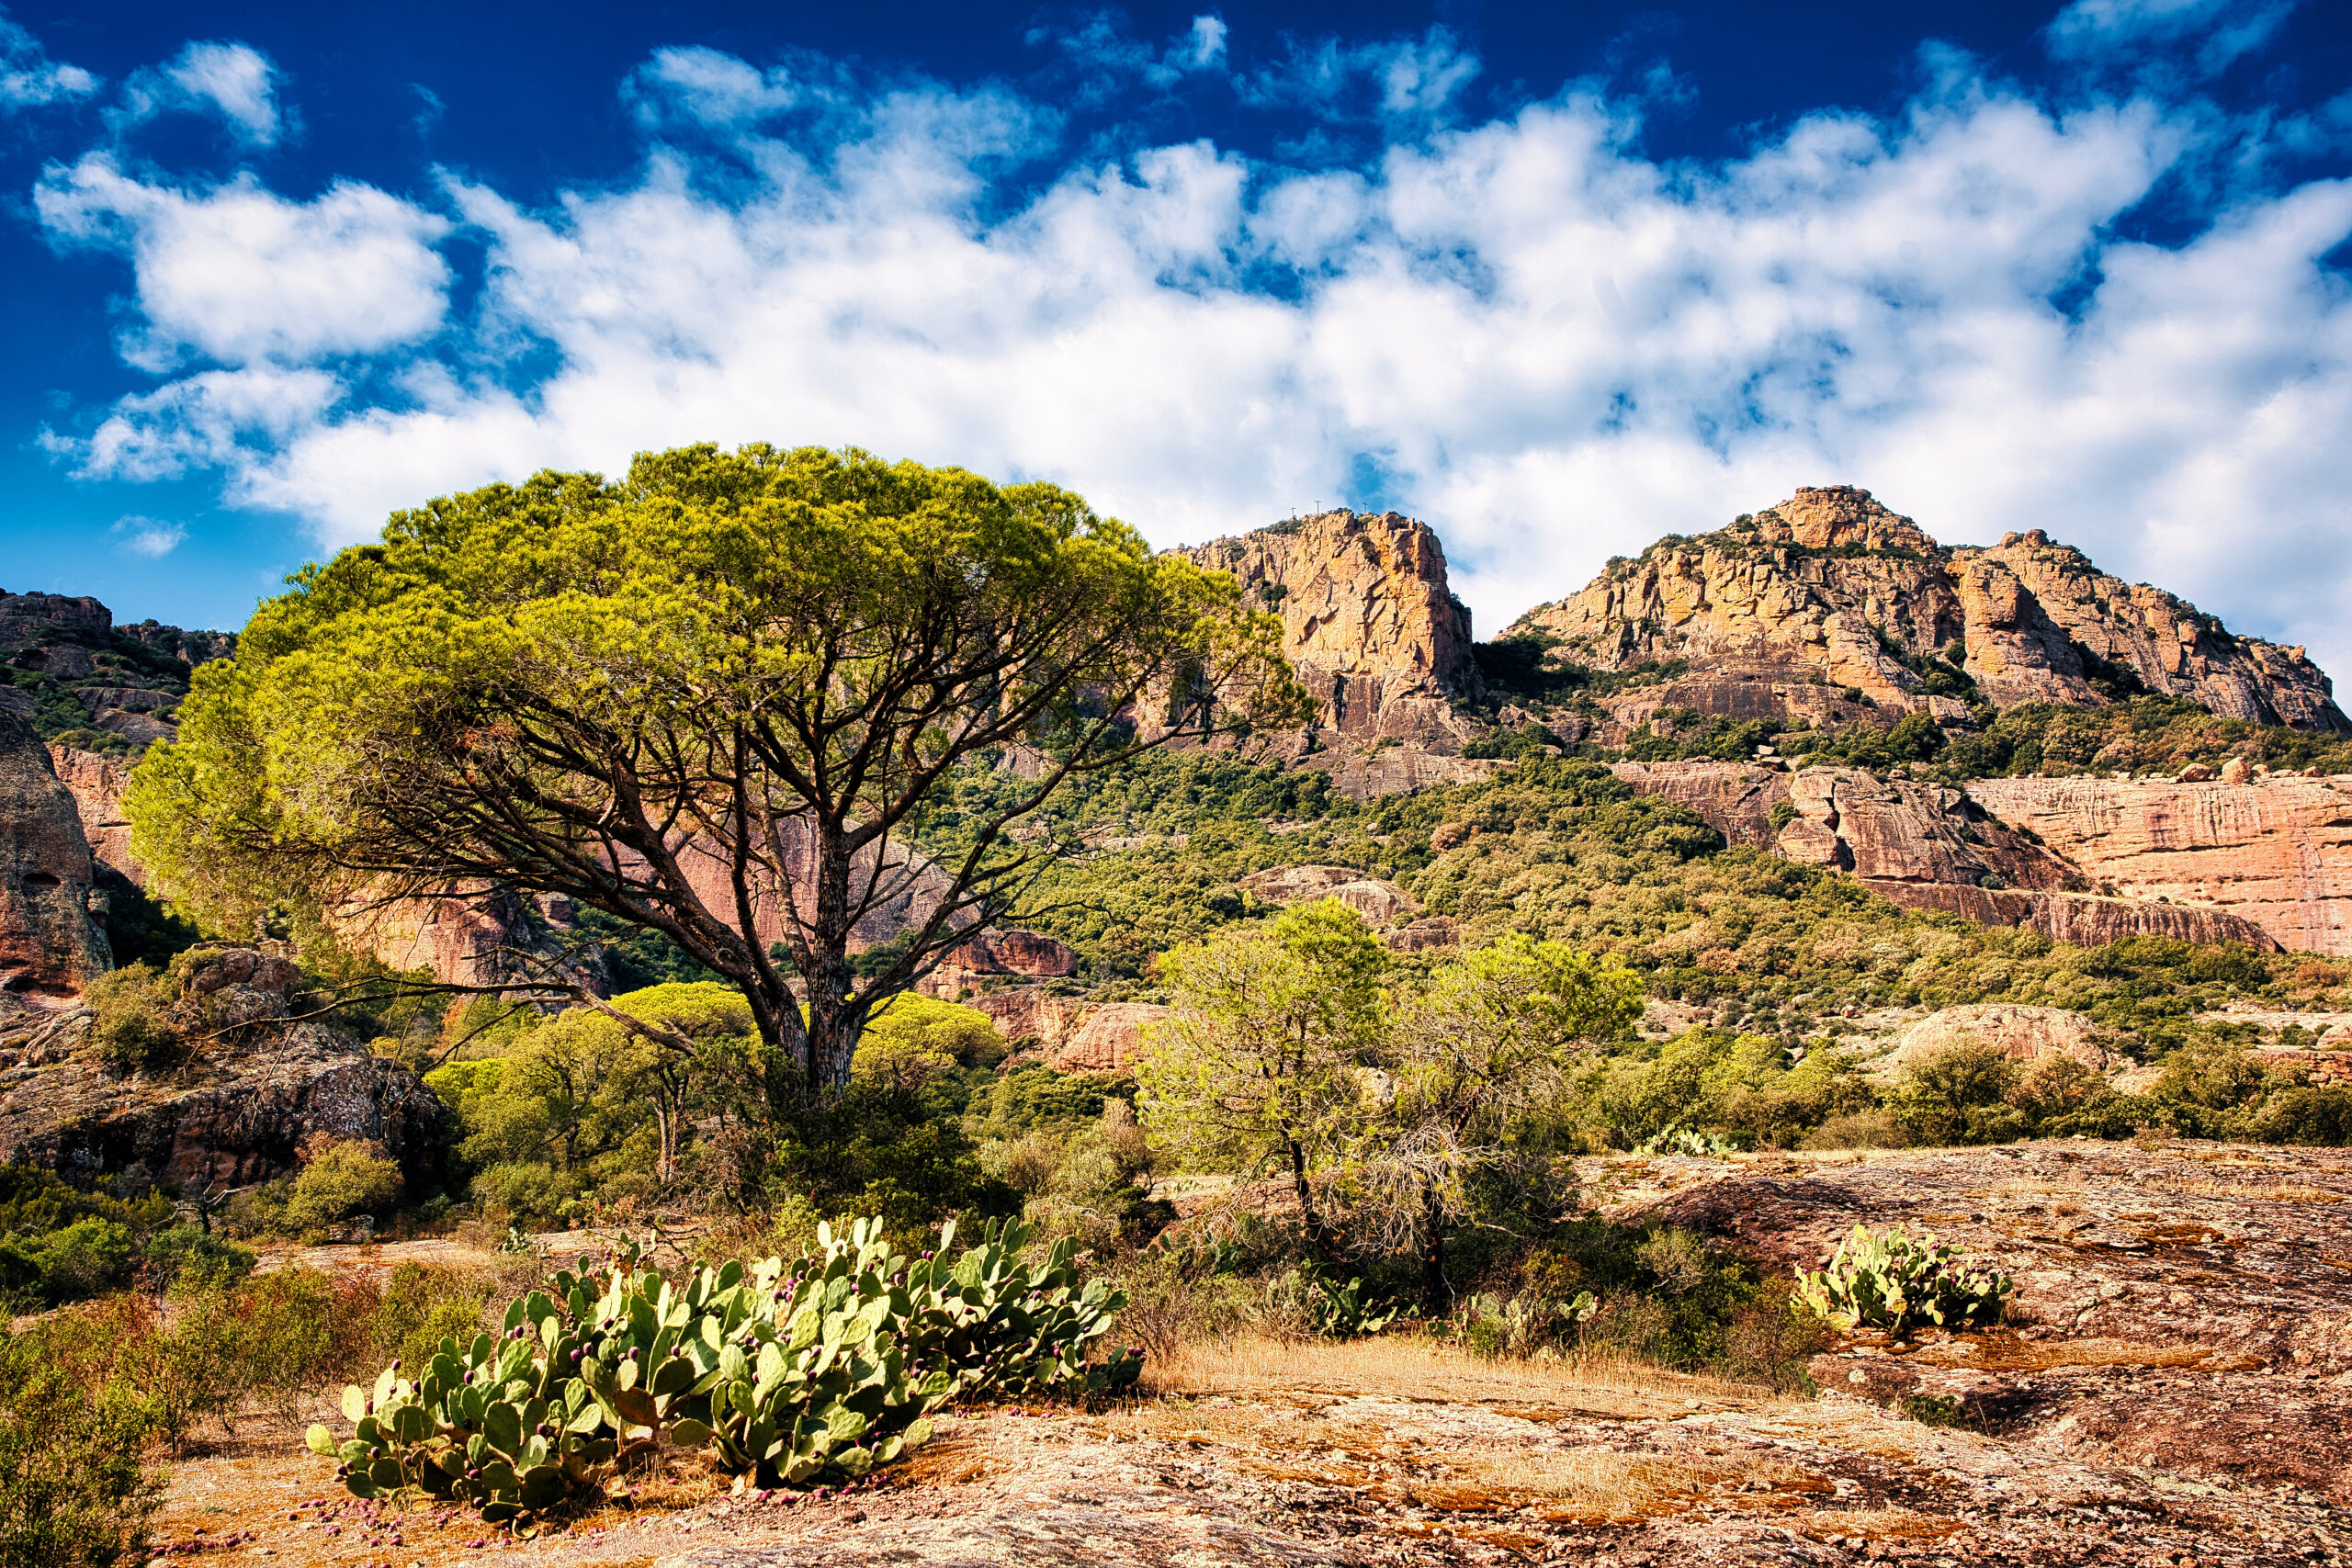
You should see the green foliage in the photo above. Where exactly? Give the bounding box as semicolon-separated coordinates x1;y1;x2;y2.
81;965;181;1078
1138;900;1393;1256
311;1216;1136;1519
1930;696;2352;782
0;1332;162;1568
141;1225;256;1292
97;880;203;971
130;443;1299;1100
1775;711;1949;773
285;1142;404;1235
1796;1224;2011;1332
0;1170;174;1309
1890;1043;2029;1146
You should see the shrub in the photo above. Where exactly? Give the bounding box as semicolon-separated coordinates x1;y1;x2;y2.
284;1141;402;1235
0;1334;161;1568
311;1215;1137;1520
141;1225;256;1292
1796;1224;2011;1333
1891;1043;2027;1146
82;965;181;1079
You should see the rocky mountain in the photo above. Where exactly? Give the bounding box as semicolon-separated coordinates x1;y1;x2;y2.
0;587;233;754
1508;486;2347;738
1173;510;1501;796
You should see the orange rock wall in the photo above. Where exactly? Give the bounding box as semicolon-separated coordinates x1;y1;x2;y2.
1964;775;2352;955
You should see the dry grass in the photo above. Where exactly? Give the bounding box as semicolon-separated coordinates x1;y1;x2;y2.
1137;1332;1775;1419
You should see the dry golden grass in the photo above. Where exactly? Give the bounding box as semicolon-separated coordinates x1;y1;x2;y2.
1137;1332;1774;1419
1796;1506;1964;1543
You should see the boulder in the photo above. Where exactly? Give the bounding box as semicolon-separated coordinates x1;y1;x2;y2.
1041;1002;1169;1075
1886;1004;2111;1074
1238;864;1421;924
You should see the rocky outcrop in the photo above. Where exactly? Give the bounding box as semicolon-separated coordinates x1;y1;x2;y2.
0;711;109;996
0;945;445;1186
1608;758;2285;951
1;589;233;756
1965;773;2352;955
332;885;611;993
1510;486;2347;736
953;987;1165;1074
49;743;137;884
1885;1004;2113;1073
1238;864;1422;925
1181;510;1482;745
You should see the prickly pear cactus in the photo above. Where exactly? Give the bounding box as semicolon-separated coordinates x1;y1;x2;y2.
1795;1224;2012;1333
308;1214;1136;1519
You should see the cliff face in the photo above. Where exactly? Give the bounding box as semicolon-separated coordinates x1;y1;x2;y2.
1;589;232;756
1511;487;2347;736
0;713;109;997
1966;773;2352;955
1180;510;1483;746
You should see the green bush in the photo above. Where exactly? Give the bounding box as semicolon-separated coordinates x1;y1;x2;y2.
0;1334;161;1568
1891;1043;2028;1146
82;966;181;1079
1796;1224;2010;1333
141;1225;256;1292
311;1215;1136;1519
285;1142;403;1235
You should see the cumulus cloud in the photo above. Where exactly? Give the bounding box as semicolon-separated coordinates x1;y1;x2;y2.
109;515;187;557
36;154;451;370
109;40;284;146
38;17;2352;682
0;8;97;109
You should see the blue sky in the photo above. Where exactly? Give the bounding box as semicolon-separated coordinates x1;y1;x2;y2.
3;1;2349;677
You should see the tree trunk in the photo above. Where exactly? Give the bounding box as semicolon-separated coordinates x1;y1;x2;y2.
1288;1138;1340;1262
1419;1188;1448;1316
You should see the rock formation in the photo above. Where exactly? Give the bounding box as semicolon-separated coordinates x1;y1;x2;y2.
1884;1003;2114;1073
1510;486;2347;737
0;711;110;996
0;944;445;1186
1180;510;1483;744
1606;758;2287;951
1237;863;1423;925
1967;773;2352;956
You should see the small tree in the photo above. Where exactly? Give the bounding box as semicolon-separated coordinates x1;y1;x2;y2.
128;444;1301;1102
1136;900;1390;1260
1364;934;1642;1311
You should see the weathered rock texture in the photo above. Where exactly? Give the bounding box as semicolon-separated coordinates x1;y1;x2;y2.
1607;758;2289;952
1238;863;1422;925
1;589;233;755
332;885;611;993
0;945;444;1186
1967;773;2352;955
1513;486;2348;736
49;743;137;883
0;711;109;996
1181;510;1482;744
952;987;1167;1074
1886;1004;2113;1073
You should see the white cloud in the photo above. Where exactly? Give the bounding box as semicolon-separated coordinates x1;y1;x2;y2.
624;46;796;132
0;9;97;108
109;515;187;557
36;154;452;369
42;28;2352;688
110;40;284;146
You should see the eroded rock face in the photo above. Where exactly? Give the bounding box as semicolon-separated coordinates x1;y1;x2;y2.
0;946;445;1186
1238;863;1421;925
1606;758;2285;951
0;711;108;997
1181;510;1482;746
1886;1004;2113;1073
1512;487;2348;736
1966;773;2352;955
49;743;137;884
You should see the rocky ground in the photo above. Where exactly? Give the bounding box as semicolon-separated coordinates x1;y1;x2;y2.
141;1139;2352;1567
